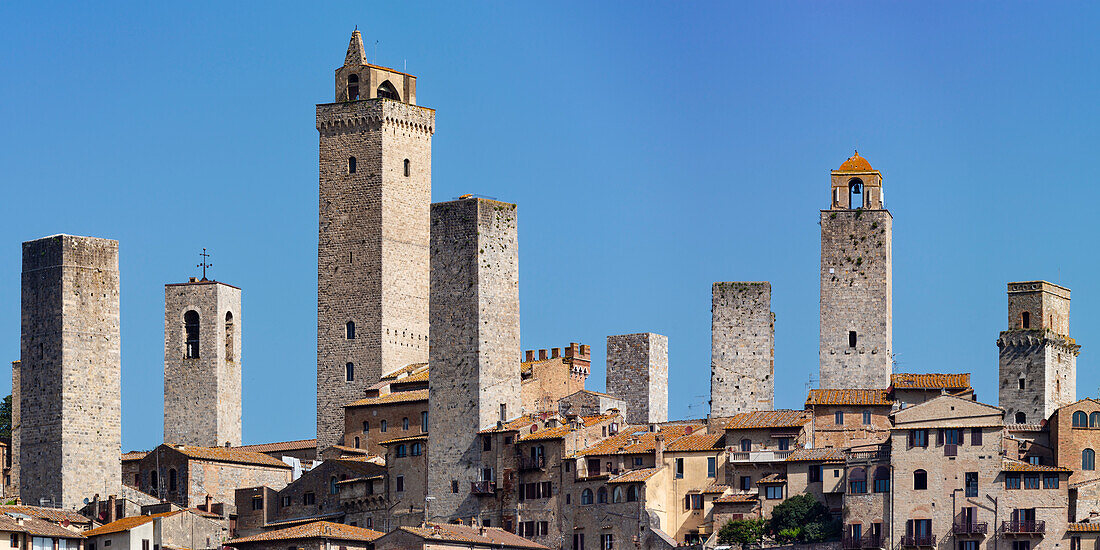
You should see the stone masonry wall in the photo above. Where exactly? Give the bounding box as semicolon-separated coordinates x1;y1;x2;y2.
819;208;892;389
164;281;242;447
427;197;521;521
606;333;668;424
20;234;121;508
316;96;434;455
710;282;774;415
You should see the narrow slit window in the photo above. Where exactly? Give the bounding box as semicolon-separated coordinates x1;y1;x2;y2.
348;156;357;174
224;312;234;362
404;159;410;177
184;310;200;358
849;331;858;348
346;321;356;340
345;362;354;382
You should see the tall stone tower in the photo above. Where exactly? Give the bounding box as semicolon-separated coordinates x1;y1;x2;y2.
316;30;435;453
710;282;774;416
607;333;669;425
427;197;521;521
998;281;1079;424
19;234;121;508
819;152;892;389
163;278;242;447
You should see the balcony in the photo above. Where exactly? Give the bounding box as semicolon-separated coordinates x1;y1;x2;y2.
952;522;988;536
1002;521;1045;535
900;535;936;547
728;450;793;463
518;456;545;471
842;534;883;549
470;481;496;495
847;449;891;463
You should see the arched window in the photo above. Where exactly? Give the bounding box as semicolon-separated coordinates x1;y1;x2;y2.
345;362;354;382
612;487;624;503
1074;411;1088;427
184;310;200;358
348;156;357;174
1084;449;1096;471
347;74;359;100
404;159;411;177
862;410;872;425
597;487;608;504
403;417;409;431
1015;412;1026;424
914;469;927;490
376;80;399;101
848;178;864;209
1022;311;1031;329
1090;412;1100;428
150;470;159;489
224;312;234;362
627;485;639;502
849;468;867;494
581;489;593;505
330;476;338;495
168;468;177;492
353;436;360;448
346;321;355;340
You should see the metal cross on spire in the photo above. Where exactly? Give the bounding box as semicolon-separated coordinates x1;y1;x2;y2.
197;248;212;281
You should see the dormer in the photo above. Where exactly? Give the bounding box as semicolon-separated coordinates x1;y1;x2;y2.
830;151;884;210
334;30;417;105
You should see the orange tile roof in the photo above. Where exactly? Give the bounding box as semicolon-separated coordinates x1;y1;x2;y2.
233;439;317;454
837;151;873;172
1068;524;1100;533
714;493;758;504
0;515;84;538
378;434;428;445
575;424;705;457
785;448;847;463
168;445;292;469
1002;458;1071;473
380;363;428;381
725;410;809;430
581;412;619;426
607;468;661;484
666;431;724;452
481;415;548;434
85;511;183;537
890;373;971;390
519;425;571;442
329;445;371;456
392;369;429;385
122;451;149;462
229;521;383;544
806;389;892;406
0;506;94;525
345;388;428;408
394;523;548;549
703;484;730;494
757;473;787;484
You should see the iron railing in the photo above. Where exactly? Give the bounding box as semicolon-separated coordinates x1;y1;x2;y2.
952;522;988;535
470;481;496;494
900;534;936;547
1002;520;1045;535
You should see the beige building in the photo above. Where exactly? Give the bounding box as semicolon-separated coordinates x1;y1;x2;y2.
373;523;547;550
228;521;382;550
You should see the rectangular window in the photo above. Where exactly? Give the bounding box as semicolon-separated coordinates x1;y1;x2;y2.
965;472;978;497
633;457;643;467
1044;475;1060;489
1023;474;1040;489
944;429;962;445
396;475;404;493
740;476;752;490
10;535;17;548
849;480;867;494
675;458;684;479
600;534;613;550
910;429;928;448
251;497;263;510
707;457;716;478
303;492;315;505
345;363;354;381
483;436;492;451
1005;474;1021;490
1013;542;1031;550
777;438;791;450
960;541;978;550
873;477;889;493
380;420;387;432
863;410;872;425
421;411;428;432
835;411;844;425
539;521;549;536
809;465;822;483
451;480;458;493
1028;456;1041;465
573;534;585;550
690;494;704;510
362;421;369;433
849;331;857;347
765;485;783;500
142;541;149;550
280;495;290;507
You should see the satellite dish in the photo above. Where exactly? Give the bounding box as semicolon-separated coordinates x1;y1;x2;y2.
83;498;90;505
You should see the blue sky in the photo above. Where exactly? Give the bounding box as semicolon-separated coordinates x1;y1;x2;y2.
1;2;1099;451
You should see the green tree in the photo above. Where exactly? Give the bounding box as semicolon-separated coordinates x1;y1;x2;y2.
768;493;840;543
718;518;766;546
0;395;10;440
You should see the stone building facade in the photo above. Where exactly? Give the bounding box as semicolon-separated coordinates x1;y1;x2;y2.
134;444;292;512
19;234;121;508
998;281;1079;424
427;197;521;521
606;333;669;425
710;282;775;415
164;278;242;447
520;344;590;414
819;152;892;390
316;30;435;454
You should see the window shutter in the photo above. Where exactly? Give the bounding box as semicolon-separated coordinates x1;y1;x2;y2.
937;429;944;446
906;520;913;536
959;429;965;445
908;431;914;449
972;428;983;445
684;495;691;510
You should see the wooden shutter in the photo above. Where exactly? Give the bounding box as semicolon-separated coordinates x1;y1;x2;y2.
972;428;983;445
937;429;944;446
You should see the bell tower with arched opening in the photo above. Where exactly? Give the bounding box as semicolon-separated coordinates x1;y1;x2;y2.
819;151;892;389
316;30;435;454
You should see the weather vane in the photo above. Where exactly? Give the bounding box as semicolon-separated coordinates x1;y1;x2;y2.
197;248;212;281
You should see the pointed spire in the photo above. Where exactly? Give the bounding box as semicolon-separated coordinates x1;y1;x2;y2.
345;29;366;66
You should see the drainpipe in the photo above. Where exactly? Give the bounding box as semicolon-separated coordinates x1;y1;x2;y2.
985;495;998;550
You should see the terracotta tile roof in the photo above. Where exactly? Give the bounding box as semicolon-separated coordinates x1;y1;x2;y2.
837;151;873;172
890;373;971;390
725;410;809;430
666;431;724;452
380;363;428;382
345;388;428;408
328;445;371;456
85;511;183;537
233;439;317;454
703;484;730;494
519;425;571;441
757;473;787;484
714;493;758;504
785;448;847;463
581;412;619;426
377;434;428;445
122;451;149;462
479;415;547;434
263;513;345;528
575;424;705;457
0;515;85;538
1006;424;1046;432
1068;523;1100;532
607;468;661;484
0;506;93;525
806;389;893;406
169;445;292;469
392;369;429;385
394;523;549;549
229;521;383;544
1002;458;1071;473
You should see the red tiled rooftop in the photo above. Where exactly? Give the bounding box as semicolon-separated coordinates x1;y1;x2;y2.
836;151;873;172
1002;458;1071;473
725;410;809;430
890;373;971;390
345;388;428;408
607;468;661;484
806;389;892;406
233;439;317;454
394;523;548;549
229;521;383;544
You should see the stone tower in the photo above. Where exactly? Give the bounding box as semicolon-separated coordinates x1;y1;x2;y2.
998;281;1079;424
316;30;435;453
427;197;520;521
19;234;121;508
606;333;669;425
819;152;892;389
710;282;774;416
163;278;242;447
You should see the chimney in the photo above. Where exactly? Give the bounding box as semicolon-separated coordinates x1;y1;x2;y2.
551;348;560;359
525;350;534;362
107;494;117;523
565;344;576;358
654;434;665;466
538;350;547;361
204;494;213;512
